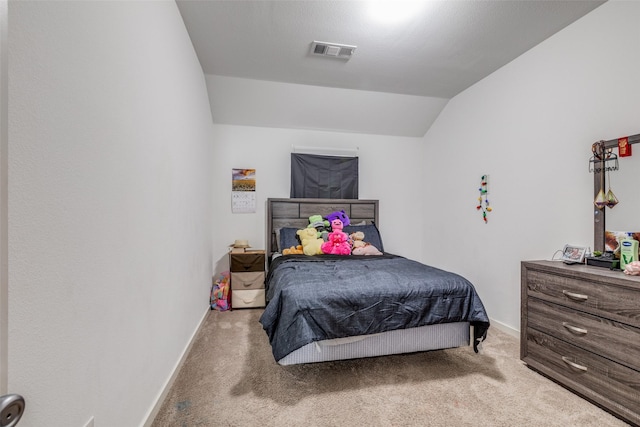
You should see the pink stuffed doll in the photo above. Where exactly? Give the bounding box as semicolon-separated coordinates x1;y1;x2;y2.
329;218;344;232
321;232;352;255
321;219;352;255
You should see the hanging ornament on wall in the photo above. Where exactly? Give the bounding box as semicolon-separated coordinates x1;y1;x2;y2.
476;175;492;223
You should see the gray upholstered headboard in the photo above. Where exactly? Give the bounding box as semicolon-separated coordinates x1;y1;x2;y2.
266;198;379;260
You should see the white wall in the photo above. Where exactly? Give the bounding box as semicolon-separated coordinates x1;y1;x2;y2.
206;74;449;137
0;0;7;397
422;0;640;332
8;2;213;426
211;124;426;271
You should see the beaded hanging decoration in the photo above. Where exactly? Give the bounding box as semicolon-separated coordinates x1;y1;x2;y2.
477;175;492;223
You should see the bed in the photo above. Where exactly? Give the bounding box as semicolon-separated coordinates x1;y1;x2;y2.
260;198;490;365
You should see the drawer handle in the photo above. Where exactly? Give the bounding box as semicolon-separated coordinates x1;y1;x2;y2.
562;290;589;302
242;282;261;288
562;322;588;335
561;356;588;372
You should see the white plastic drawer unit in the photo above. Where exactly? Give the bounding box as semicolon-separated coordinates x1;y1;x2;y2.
231;271;265;290
229;250;266;308
230;289;266;308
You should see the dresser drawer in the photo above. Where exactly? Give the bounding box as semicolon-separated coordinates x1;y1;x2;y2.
231;289;265;308
524;328;640;425
528;297;640;371
230;253;265;272
231;271;264;290
525;269;640;328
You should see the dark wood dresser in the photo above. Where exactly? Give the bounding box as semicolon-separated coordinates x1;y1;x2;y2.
521;260;640;426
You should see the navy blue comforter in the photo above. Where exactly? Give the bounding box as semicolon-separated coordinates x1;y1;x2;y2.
259;254;490;362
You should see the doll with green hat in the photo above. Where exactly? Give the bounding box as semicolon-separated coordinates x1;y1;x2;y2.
307;214;330;240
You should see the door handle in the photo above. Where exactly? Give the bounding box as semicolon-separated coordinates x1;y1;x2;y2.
0;394;25;427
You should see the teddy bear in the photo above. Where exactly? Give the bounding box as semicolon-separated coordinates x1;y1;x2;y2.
282;245;303;255
350;231;366;249
350;231;383;255
321;218;352;255
307;214;330;240
296;228;324;256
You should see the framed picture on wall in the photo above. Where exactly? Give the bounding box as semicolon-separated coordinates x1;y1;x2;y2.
561;244;587;264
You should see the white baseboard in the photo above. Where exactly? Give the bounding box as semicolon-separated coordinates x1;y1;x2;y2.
141;306;210;427
489;317;519;339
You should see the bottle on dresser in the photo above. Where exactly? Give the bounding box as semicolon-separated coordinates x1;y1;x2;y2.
620;232;639;270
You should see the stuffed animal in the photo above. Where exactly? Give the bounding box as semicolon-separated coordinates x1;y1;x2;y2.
307;214;330;240
329;218;345;232
624;260;640;276
350;231;366;249
296;228;323;256
326;210;351;227
282;245;304;255
321;219;352;255
210;272;230;311
321;231;352;255
353;245;383;256
350;231;383;256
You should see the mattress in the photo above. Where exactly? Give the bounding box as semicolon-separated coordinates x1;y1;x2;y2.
278;321;470;365
260;254;490;362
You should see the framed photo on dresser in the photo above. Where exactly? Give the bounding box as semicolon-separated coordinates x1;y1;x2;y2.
561;244;587;264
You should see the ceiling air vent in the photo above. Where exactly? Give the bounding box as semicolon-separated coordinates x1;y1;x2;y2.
310;41;356;60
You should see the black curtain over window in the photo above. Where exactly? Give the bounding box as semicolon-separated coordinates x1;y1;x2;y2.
290;153;358;199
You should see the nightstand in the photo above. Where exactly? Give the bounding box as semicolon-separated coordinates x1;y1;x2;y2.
229;250;266;308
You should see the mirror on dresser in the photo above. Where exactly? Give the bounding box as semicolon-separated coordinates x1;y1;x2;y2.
593;134;640;253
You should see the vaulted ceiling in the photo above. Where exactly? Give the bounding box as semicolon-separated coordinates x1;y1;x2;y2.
177;1;605;137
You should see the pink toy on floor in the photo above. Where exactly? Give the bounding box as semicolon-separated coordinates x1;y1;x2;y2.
210;272;230;311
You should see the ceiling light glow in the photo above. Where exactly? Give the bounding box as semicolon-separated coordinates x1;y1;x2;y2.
367;1;428;25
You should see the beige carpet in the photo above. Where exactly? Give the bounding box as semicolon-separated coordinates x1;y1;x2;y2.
151;309;630;427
